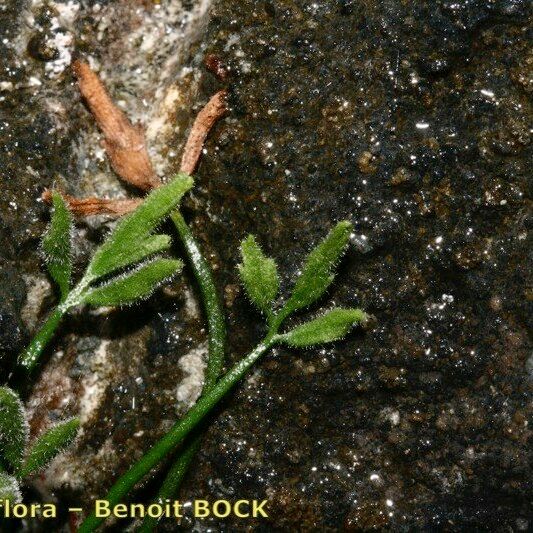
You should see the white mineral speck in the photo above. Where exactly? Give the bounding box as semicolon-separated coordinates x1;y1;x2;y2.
176;343;208;407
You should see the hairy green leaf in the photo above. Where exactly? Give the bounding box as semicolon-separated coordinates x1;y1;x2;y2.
0;387;28;472
87;174;193;280
19;418;79;478
238;235;279;313
42;191;72;299
83;258;182;307
279;308;366;347
93;233;172;280
0;472;21;503
281;221;352;318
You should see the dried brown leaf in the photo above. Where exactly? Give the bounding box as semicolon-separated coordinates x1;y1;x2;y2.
57;64;227;219
42;190;141;217
179;90;227;175
72;60;161;191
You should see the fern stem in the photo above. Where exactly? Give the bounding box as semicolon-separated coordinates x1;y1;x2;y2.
137;435;201;533
78;338;275;533
18;307;67;371
170;211;225;390
137;210;225;532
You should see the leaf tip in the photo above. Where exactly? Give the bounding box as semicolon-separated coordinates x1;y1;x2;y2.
336;220;353;232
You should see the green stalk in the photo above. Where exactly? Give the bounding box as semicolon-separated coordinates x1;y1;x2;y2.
170;211;225;391
138;210;225;532
137;435;201;533
78;336;277;533
18;274;94;372
18;307;67;371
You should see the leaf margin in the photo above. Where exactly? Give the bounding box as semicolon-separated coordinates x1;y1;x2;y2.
0;386;28;473
280;220;353;320
86;173;193;280
18;418;80;479
83;258;183;307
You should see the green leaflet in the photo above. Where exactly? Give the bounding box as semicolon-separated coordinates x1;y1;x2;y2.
0;387;79;482
279;308;367;347
0;472;21;503
83;258;183;307
0;387;28;472
90;233;172;280
281;221;352;318
42;192;73;299
86;174;193;280
238;235;279;314
19;418;79;479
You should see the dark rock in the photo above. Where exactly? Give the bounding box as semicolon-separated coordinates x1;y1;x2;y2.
0;261;27;366
177;1;532;530
27;31;60;62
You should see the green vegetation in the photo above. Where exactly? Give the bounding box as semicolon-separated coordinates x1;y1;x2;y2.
10;167;366;531
79;221;366;532
19;175;192;371
0;386;79;502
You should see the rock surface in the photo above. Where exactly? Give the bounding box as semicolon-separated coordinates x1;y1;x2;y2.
0;0;531;531
181;2;532;530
